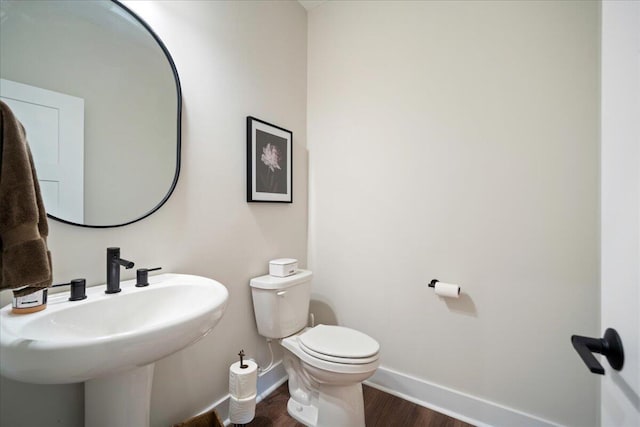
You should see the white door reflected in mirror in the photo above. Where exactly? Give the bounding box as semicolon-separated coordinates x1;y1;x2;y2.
1;79;85;224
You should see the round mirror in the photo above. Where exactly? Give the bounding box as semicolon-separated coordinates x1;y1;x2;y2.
0;0;181;227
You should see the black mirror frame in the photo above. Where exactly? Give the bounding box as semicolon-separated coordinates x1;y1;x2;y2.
47;0;182;228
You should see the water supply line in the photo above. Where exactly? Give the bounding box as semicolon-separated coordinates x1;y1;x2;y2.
258;312;316;375
258;338;275;375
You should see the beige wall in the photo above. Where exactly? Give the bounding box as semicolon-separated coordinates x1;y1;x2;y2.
0;1;307;426
307;1;599;426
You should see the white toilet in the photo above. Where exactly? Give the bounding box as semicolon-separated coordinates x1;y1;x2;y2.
250;270;380;427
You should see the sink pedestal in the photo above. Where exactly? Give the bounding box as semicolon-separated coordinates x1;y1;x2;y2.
85;364;155;427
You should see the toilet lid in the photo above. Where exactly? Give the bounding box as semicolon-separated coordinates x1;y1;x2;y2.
299;325;379;361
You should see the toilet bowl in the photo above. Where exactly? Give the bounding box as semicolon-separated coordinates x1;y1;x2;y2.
250;270;380;427
281;326;379;426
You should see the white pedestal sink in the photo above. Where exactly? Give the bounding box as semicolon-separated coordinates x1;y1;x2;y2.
0;274;229;427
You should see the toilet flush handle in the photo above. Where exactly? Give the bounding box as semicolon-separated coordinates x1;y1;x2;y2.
277;290;287;297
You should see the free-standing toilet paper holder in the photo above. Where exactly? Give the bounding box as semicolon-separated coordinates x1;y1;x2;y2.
238;349;248;369
229;350;258;425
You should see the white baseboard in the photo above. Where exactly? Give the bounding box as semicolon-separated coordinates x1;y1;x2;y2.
365;366;561;427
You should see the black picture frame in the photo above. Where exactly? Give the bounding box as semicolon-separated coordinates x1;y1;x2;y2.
246;116;293;203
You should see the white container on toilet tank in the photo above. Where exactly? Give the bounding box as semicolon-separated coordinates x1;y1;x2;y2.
269;258;298;277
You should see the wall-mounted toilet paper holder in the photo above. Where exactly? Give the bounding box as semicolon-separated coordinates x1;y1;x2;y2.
428;279;461;298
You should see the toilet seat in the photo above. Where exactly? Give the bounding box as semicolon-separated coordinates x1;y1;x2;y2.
298;325;380;364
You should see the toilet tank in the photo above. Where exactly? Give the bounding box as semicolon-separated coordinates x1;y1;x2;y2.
249;270;312;339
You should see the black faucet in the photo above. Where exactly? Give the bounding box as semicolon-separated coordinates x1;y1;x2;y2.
106;247;134;294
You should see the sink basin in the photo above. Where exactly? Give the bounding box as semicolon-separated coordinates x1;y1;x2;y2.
0;273;228;384
0;273;228;427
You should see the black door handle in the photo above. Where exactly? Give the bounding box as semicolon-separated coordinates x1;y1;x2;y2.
571;328;624;375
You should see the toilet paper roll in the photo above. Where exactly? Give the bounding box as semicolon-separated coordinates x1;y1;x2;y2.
434;281;461;298
229;360;258;399
229;393;256;424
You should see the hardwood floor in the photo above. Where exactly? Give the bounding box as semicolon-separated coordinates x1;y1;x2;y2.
245;382;474;427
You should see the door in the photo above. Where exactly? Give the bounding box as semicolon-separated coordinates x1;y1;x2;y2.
0;79;84;223
600;1;639;426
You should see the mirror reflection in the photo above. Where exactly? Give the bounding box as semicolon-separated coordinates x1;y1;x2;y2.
0;0;180;227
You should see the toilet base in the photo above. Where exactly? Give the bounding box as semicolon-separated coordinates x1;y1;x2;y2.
287;382;365;427
287;397;318;426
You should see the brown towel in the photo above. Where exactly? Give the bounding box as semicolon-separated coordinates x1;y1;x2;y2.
173;409;224;427
0;100;52;296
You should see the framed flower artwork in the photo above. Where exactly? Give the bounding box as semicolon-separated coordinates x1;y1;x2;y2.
246;116;293;203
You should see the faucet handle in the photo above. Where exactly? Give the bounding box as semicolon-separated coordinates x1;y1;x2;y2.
53;278;87;301
135;267;162;287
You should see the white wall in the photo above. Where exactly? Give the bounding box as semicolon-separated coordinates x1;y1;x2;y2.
0;1;307;426
307;1;599;426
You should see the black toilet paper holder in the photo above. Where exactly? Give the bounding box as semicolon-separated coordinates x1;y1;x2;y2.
238;349;248;369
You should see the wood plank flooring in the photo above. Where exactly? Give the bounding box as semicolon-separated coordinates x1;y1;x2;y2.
245;382;474;427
